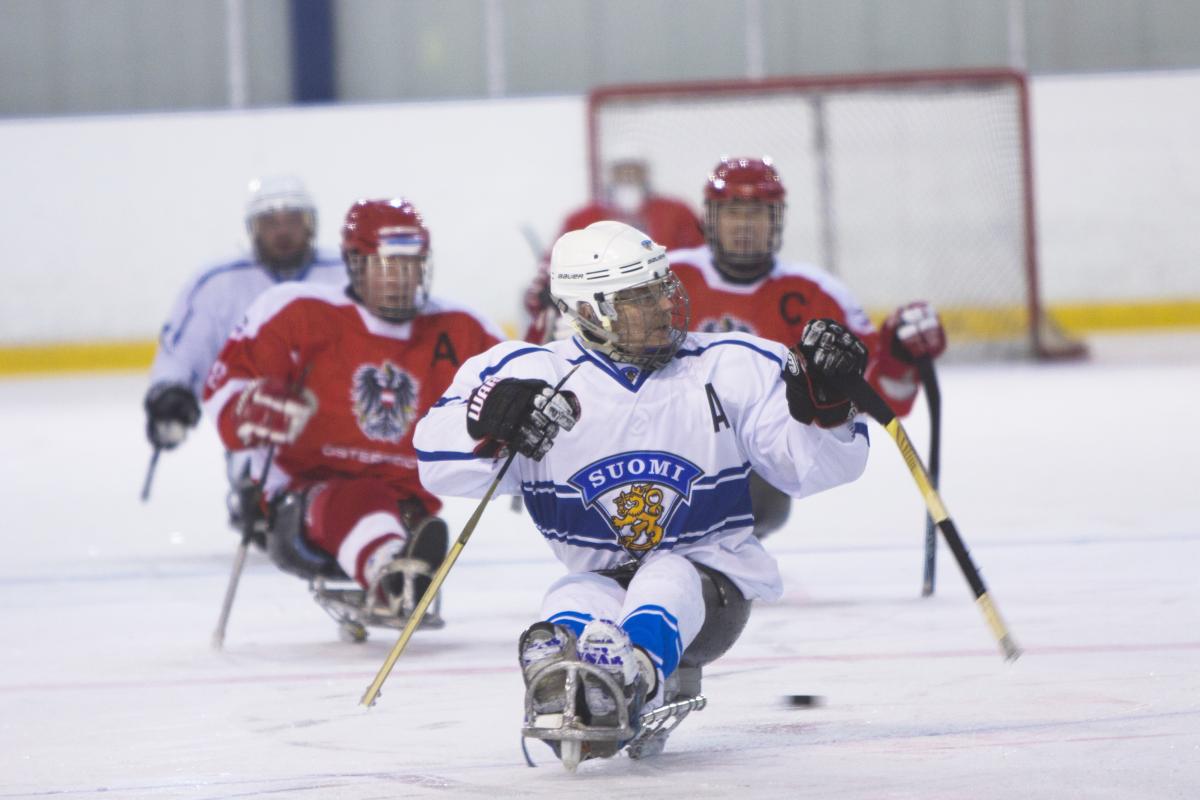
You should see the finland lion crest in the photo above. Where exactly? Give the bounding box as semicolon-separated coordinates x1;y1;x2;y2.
351;361;420;443
610;483;666;551
568;451;702;556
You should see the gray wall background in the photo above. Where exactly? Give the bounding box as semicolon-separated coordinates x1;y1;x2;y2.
3;0;1199;118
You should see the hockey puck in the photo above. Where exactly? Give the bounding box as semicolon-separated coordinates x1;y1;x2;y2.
784;694;824;708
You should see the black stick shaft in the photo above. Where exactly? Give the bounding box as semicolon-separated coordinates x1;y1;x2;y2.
211;440;277;650
140;447;161;503
918;359;941;596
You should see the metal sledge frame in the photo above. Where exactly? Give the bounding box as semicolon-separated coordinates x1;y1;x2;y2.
521;657;708;770
309;559;446;643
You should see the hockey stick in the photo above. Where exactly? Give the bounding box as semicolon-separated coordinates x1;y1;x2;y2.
918;358;940;597
519;222;558;347
515;224;552;514
211;367;309;650
140;446;161;502
846;377;1021;662
361;365;581;707
210;445;273;650
518;223;544;263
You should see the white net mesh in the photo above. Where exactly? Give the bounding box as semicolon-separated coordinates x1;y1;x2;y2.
590;71;1082;359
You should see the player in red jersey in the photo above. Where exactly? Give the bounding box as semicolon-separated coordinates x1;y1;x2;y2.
560;159;705;252
522;159;705;343
670;157;947;539
202;198;503;625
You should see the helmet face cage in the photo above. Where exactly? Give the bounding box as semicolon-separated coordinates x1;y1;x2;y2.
340;199;431;322
566;272;690;371
249;208;317;276
705;199;784;281
347;252;430;323
703;157;786;282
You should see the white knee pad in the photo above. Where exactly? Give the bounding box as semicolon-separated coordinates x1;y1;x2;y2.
539;571;626;627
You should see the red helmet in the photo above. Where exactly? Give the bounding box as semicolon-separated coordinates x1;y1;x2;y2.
704;157;786;203
341;199;431;322
341;198;430;257
703;157;786;281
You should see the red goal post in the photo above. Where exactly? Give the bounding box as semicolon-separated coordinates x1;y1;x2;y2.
587;69;1084;359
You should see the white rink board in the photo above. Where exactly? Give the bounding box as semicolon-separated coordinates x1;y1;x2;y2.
0;333;1198;798
3;70;1200;346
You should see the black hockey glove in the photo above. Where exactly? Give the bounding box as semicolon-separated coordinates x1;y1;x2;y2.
232;475;268;549
144;383;201;449
466;377;580;461
782;318;868;428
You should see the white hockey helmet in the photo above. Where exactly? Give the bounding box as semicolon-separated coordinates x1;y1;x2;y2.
550;221;690;371
244;175;317;276
245;175;316;225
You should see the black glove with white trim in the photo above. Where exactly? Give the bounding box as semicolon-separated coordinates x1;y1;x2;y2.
466;377;581;461
782;318;868;428
144;382;201;449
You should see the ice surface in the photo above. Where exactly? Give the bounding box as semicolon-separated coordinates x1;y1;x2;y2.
1;333;1198;798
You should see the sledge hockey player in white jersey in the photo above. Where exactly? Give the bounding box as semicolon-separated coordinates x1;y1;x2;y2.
144;176;344;462
413;220;870;769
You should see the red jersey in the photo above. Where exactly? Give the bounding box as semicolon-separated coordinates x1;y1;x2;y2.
559;196;705;252
523;196;705;343
669;246;921;417
203;283;502;511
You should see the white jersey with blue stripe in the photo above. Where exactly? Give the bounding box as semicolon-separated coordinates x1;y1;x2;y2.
414;332;870;602
148;249;346;397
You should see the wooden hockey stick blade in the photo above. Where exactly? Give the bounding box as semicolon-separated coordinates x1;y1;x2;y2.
846;377;1022;662
360;365;581;707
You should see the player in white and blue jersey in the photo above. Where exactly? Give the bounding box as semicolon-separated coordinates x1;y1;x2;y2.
143;175;345;456
142;176;345;517
413;221;870;768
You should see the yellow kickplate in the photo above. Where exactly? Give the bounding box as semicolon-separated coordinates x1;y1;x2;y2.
0;340;155;376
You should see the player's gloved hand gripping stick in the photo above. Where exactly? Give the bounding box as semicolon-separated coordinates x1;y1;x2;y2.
361;364;582;707
212;367;313;650
787;318;1016;661
140;383;202;501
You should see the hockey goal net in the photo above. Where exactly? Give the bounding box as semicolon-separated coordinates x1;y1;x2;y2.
588;69;1083;359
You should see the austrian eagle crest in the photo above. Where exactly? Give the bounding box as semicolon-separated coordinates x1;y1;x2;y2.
351;361;419;443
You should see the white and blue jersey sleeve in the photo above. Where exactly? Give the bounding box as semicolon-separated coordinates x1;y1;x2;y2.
690;335;870;499
148;251;345;398
414;332;869;602
413;340;568;496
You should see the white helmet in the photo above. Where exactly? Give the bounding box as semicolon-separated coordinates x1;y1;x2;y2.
244;175;317;276
244;175;316;225
550;221;690;371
